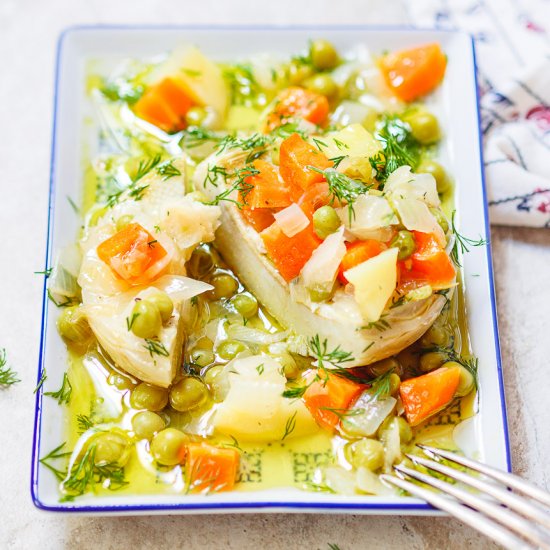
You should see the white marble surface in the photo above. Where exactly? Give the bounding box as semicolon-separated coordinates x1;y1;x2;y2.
1;1;549;548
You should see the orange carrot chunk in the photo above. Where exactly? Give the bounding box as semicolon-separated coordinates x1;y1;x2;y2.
97;222;169;285
338;240;384;284
261;222;321;282
303;371;365;431
134;77;195;132
399;366;461;426
240;159;292;209
264;87;329;132
399;231;455;288
379;43;447;102
241;208;276;232
279;133;333;191
186;443;240;494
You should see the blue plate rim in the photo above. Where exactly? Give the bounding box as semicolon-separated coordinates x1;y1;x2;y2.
31;23;510;514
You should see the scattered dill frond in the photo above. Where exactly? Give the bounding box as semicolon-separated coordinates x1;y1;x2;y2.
369;116;420;183
156;159;181;180
143;339;169;358
44;372;72;405
309;335;355;369
34;369;47;394
360;315;391;332
34;267;52;277
76;414;94;434
0;349;19;387
39;442;71;482
205;165;257;209
126;312;140;332
308;167;372;222
450;210;487;267
281;410;298;441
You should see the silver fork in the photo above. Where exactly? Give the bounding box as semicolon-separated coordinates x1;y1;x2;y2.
380;445;550;550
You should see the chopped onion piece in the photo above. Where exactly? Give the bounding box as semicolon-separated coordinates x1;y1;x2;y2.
356;467;394;496
337;194;397;240
226;324;289;345
341;392;397;437
392;198;446;246
153;274;213;301
323;466;357;496
300;227;346;296
384;166;440;207
273;203;310;238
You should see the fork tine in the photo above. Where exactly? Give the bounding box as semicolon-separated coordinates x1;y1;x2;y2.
380;474;531;550
408;453;550;531
418;444;550;507
394;464;550;550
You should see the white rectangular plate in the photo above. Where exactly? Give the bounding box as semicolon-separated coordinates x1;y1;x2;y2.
31;25;510;515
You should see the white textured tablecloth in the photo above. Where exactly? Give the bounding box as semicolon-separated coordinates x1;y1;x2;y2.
1;1;549;548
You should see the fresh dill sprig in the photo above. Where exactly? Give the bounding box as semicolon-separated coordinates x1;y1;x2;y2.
134;154;161;183
34;369;47;394
309;335;355;369
224;435;243;453
126;312;140;332
329;155;347;169
369;116;420;183
223;63;261;106
156;159;181;181
44;372;72;405
312;137;328;151
143;339;169;358
0;349;19;387
67;196;80;214
180;127;223;148
360;315;391;332
301;481;337;494
319;406;364;421
34;267;52;277
205;165;257;209
308;167;372;223
217;133;271;163
76;414;94;434
47;289;77;308
282;385;309;399
203;164;229;188
450;210;487;267
61;444;128;497
281;410;298;441
367;368;394;399
39;442;72;482
256;363;265;376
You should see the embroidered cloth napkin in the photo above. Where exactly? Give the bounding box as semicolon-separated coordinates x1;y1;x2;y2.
408;0;550;227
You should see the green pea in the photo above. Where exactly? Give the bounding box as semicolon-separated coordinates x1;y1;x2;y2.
304;74;338;99
310;39;339;71
230;294;258;318
393;416;413;444
130;382;169;411
169;377;209;412
130;300;162;339
343;72;367;100
150;428;188;466
217;340;247;360
107;372;136;391
444;361;476;397
210;273;239;300
313;205;341;239
389;373;401;396
57;306;92;343
403;110;441;144
203;365;227;402
147;292;174;323
345;438;384;471
369;358;400;378
274;353;300;380
419;351;447;373
390;230;416;260
417;160;450;194
308;287;332;303
187;247;214;279
185;106;207;127
287;60;314;85
190;348;215;368
430;207;450;234
421;324;451;348
92;431;129;466
132;411;166;440
116;214;134;232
